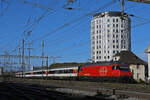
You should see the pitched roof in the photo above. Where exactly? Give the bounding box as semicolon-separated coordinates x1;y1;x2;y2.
114;51;147;65
145;44;150;53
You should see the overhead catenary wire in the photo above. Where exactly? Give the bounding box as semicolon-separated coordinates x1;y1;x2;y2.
30;0;117;44
45;16;90;47
7;0;117;54
8;0;74;53
17;0;55;12
46;21;91;54
8;1;58;53
26;0;118;58
23;9;53;40
131;15;150;28
28;0;117;56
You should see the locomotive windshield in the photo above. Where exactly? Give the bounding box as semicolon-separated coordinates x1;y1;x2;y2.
118;66;130;71
112;66;130;71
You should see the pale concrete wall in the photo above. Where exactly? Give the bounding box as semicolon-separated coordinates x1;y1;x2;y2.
130;65;146;81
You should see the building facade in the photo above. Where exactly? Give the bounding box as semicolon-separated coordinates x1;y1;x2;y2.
91;11;131;62
113;51;148;82
130;64;146;81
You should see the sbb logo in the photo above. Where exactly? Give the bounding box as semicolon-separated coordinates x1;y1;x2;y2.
99;67;108;76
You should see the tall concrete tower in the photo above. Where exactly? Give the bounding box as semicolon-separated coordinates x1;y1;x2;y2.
91;11;131;62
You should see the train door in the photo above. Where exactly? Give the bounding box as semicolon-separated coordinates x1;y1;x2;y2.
112;66;120;77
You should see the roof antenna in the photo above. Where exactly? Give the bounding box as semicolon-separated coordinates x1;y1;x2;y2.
120;0;125;20
121;0;125;15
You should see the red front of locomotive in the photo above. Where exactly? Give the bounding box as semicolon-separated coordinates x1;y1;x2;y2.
111;64;132;77
78;64;132;79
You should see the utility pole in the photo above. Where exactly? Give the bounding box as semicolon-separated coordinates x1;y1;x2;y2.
27;42;32;71
22;39;25;78
4;51;9;74
41;40;44;78
46;56;48;79
18;47;21;71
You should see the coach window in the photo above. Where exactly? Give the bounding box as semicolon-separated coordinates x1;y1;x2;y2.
59;70;63;73
69;69;73;73
64;70;68;73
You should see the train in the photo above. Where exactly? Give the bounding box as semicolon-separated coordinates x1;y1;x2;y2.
15;62;133;82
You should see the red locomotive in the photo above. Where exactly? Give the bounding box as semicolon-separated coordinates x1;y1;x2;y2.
78;62;132;82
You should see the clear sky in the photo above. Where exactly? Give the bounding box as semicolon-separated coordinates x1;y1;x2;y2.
0;0;150;66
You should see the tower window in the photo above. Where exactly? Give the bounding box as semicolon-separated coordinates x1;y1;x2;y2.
116;35;118;38
113;50;115;53
121;24;123;28
116;19;118;22
107;30;110;33
116;40;118;43
113;35;115;38
113;24;115;27
116;45;119;48
96;20;98;24
113;29;115;32
113;40;115;43
99;35;101;39
116;24;118;27
113;19;115;22
116;29;118;33
99;30;101;33
113;45;115;48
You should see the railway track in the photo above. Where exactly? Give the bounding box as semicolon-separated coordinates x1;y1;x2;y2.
1;78;150;100
11;79;150;100
0;82;78;100
0;81;118;100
